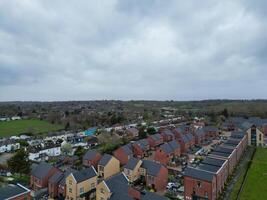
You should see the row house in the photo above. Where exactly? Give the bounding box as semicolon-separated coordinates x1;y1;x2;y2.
0;140;20;153
123;157;143;183
203;126;219;140
83;150;102;169
195;128;206;146
125;127;139;139
173;125;189;139
132;139;150;158
140;160;168;191
48;168;77;199
160;129;175;142
177;133;194;154
154;140;181;165
96;172;168;200
184;167;217;200
66;166;98;200
0;183;31;200
147;133;164;150
31;162;60;191
113;143;133;165
98;154;120;180
28;142;61;161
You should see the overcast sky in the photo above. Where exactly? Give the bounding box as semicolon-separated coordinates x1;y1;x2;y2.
0;0;267;101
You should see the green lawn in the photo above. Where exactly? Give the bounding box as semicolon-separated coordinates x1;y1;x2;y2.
239;148;267;200
0;119;64;137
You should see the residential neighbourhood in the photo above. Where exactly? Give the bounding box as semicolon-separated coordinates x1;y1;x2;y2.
1;114;267;199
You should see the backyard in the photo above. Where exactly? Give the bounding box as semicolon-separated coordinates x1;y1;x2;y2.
0;119;64;137
238;148;267;200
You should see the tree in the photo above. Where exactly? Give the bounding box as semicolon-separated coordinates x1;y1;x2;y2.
222;108;229;118
7;149;30;174
74;146;86;160
147;127;156;135
139;126;147;139
61;143;72;155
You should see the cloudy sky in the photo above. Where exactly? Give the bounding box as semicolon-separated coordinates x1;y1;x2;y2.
0;0;267;101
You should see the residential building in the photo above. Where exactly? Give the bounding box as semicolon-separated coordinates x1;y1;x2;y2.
123;157;142;183
147;134;164;149
0;184;31;200
30;162;60;191
132;139;150;158
113;143;133;165
83;150;102;168
140;160;168;191
66;166;98;200
98;154;120;179
154;140;180;165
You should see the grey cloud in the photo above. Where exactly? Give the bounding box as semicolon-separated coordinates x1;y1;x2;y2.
0;0;267;101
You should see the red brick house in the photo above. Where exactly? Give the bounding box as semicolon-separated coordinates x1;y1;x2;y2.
48;169;77;199
125;127;139;139
83;150;102;168
172;125;189;139
154;140;180;165
147;133;164;149
176;133;194;154
140;160;168;191
160;129;175;142
203;126;219;140
132;139;150;158
184;167;217;200
31;162;60;191
113;143;133;165
0;184;31;200
195;128;206;145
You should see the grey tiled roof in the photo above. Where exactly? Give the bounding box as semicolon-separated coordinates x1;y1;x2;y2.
150;133;162;141
72;166;97;183
49;171;64;183
198;164;221;173
83;150;100;160
59;169;78;186
210;151;231;157
195;128;205;136
168;140;180;149
121;144;133;155
141;191;169;200
213;146;234;154
0;184;30;199
160;143;173;154
203;126;218;132
141;160;162;176
98;154;113;166
31;162;54;179
124;157;141;170
202;157;226;167
184;167;214;182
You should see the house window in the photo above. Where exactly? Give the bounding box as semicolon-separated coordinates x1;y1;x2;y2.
259;134;262;141
91;182;95;189
101;188;105;194
205;191;208;198
80;187;84;194
99;165;104;171
69;188;72;193
69;180;72;185
197;181;202;188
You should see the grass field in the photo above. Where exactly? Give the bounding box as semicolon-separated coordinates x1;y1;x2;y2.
0;119;64;137
239;148;267;200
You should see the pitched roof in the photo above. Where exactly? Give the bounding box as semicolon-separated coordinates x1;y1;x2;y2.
141;160;162;176
213;146;234;154
0;184;30;199
184;167;214;182
210;151;231;157
121;144;133;156
49;171;64;184
160;143;173;154
99;154;113;166
195;128;205;136
161;129;174;136
134;139;149;150
105;173;132;200
202;157;226;167
203;126;218;132
83;150;100;160
124;157;141;170
31;162;54;179
198;164;221;173
168;140;180;150
72;166;97;183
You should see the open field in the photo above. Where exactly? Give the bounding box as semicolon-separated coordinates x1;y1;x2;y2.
239;148;267;200
0;119;64;137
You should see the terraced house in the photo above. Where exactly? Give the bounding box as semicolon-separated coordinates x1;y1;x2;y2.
98;154;120;179
66;166;97;200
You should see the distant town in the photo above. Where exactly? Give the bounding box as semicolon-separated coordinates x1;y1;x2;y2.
0;101;266;200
